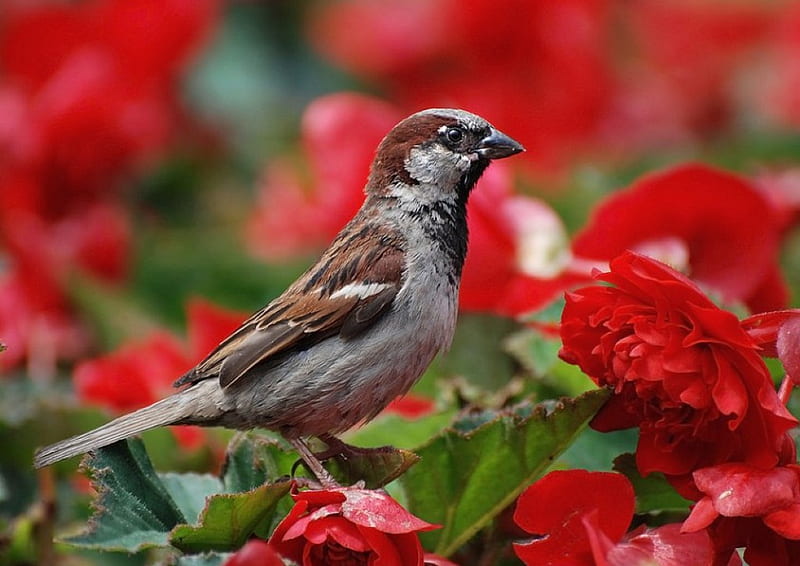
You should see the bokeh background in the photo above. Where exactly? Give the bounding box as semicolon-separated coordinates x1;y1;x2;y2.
3;0;800;564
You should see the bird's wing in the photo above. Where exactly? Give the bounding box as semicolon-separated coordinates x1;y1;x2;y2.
174;227;406;390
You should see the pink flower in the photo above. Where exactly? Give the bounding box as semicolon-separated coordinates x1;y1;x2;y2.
514;470;714;565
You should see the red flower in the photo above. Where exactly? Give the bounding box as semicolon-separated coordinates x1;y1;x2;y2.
741;310;800;394
269;484;438;565
74;298;246;449
559;252;796;486
514;470;714;566
571;164;787;313
224;539;285;566
460;165;585;316
683;463;800;566
0;0;218;209
247;93;400;260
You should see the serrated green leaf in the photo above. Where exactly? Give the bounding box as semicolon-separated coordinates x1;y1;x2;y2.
401;389;609;556
169;480;292;553
65;438;186;552
221;434;272;492
613;453;692;515
159;473;224;524
167;434;307;553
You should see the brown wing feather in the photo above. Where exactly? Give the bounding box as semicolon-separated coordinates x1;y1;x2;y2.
174;223;406;390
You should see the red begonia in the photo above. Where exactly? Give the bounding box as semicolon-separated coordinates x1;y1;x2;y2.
269;483;438;566
683;463;800;566
0;0;219;371
461;165;585;316
514;470;714;566
559;252;796;489
571;164;787;313
247;93;400;260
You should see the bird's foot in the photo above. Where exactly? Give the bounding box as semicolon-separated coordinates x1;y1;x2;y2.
288;438;340;489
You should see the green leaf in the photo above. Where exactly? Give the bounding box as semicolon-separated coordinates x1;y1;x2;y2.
169;434;296;553
613;453;692;515
401;389;609;556
159;473;224;525
557;426;638;471
169;480;292;553
221;433;274;492
326;445;420;489
65;438;186;552
64;434;298;555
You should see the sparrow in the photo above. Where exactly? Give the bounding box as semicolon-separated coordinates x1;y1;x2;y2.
34;108;524;485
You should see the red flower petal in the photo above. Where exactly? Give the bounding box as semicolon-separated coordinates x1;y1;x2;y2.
693;464;800;519
340;488;439;534
302;516;370;552
223;539;285;566
513;470;634;565
572;164;785;311
608;523;715;566
561;251;797;482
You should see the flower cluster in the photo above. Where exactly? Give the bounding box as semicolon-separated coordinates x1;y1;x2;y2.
554;251;800;564
0;0;218;373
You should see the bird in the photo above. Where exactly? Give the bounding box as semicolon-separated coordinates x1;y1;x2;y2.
34;108;524;485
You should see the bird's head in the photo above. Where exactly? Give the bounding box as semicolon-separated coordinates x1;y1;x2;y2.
367;108;523;202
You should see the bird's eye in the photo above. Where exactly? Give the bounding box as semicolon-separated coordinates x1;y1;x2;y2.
445;127;464;144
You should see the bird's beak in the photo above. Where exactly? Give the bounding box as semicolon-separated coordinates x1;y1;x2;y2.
475;128;524;159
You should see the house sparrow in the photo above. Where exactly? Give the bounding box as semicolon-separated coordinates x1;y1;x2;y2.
34;108;523;485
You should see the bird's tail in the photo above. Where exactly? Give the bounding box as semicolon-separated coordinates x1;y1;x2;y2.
34;382;219;469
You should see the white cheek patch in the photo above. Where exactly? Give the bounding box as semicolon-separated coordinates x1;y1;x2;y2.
405;146;470;185
330;282;393;300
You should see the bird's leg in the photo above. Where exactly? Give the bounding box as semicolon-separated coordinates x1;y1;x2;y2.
288;437;339;489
